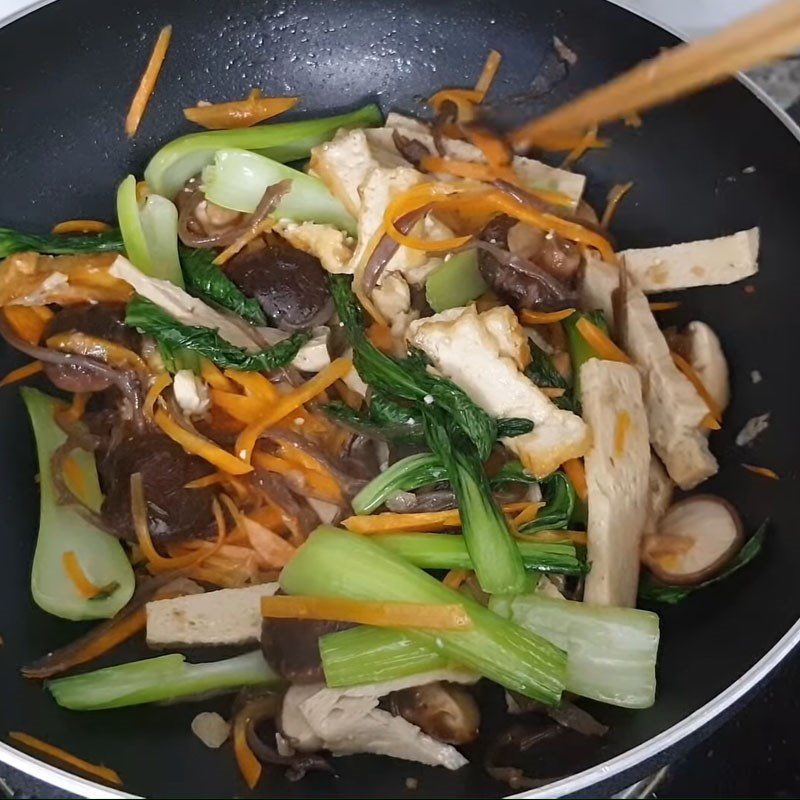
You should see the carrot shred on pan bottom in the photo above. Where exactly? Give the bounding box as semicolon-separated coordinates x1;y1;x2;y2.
261;595;473;630
648;301;681;312
0;360;43;387
51;219;111;235
742;463;780;480
125;25;172;137
8;732;123;786
233;715;262;789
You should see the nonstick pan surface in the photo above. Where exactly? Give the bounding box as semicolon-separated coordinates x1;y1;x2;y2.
0;0;798;797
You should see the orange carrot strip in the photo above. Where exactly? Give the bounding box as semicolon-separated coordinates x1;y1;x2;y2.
442;569;472;590
512;503;544;528
561;125;606;169
428;88;481;119
184;472;227;490
575;317;631;363
210;389;264;424
3;306;53;346
0;360;43;387
58;392;91;424
366;322;395;354
671;351;722;426
125;25;172;137
62;551;106;598
600;181;634;228
342;501;534;534
242;517;296;568
649;301;681;312
519;308;575;325
201;358;234;390
223;369;279;403
233;714;262;790
562;458;588;501
236;358;352;463
474;49;502;100
154;408;253;475
512;528;589;545
742;464;780;480
9;732;122;786
614;410;631;456
51;219;111;235
261;595;472;630
62;453;90;506
144;372;172;420
184;95;298;129
214;217;275;266
463;126;513;168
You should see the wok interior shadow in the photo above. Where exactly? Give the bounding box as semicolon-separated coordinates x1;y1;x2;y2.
0;0;798;796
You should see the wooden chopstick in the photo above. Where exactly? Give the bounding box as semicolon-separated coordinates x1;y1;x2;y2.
510;0;800;151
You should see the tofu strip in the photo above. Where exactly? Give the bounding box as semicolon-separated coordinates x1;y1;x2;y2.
619;284;718;489
619;228;759;292
408;306;590;479
580;359;650;607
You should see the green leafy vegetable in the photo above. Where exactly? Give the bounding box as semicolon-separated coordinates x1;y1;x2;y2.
525;345;576;412
496;418;535;438
329;274;497;460
491;592;660;708
22;388;134;621
202;149;356;235
0;228;124;259
563;309;608;403
321;400;424;444
425;250;488;312
180;247;266;325
373;532;587;575
351;453;448;515
639;522;768;604
518;472;577;534
126;296;308;371
144;103;383;199
47;651;278;711
423;407;527;594
116;175;184;287
281;526;566;704
489;460;538;488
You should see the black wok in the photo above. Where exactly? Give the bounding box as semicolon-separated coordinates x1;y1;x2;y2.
0;0;798;796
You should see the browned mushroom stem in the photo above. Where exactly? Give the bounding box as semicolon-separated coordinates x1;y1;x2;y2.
388;681;480;745
641;495;744;585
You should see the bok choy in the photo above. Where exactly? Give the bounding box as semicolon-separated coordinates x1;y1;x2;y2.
47;651;279;710
201;148;356;235
0;227;123;258
281;527;566;704
563;310;608;402
144;103;382;199
116;175;184;287
22;388;134;620
490;593;660;708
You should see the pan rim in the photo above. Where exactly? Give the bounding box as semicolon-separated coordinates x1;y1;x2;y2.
0;0;796;797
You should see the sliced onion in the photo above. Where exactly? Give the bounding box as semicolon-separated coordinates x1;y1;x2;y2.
642;495;744;585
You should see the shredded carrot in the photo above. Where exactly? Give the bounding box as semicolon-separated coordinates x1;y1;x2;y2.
541;387;566;399
242;517;296;568
62;453;90;506
46;332;149;374
335;378;364;410
561;125;606;169
125;25;172;137
236;358;352;463
154;408;253;475
51;219;111;235
512;503;544;528
624;112;643;128
57;391;91;425
342;501;535;534
421;155;505;185
201;358;234;390
474;49;502;100
512;528;589;545
144;372;172;420
367;322;395;354
670;351;722;426
649;301;681;312
600;181;634;229
9;732;122;786
214;217;275;266
562;458;588;501
184;94;298;129
442;569;472;590
575;317;631;363
210;389;264;424
463;126;512;168
252;452;341;504
519;308;575;325
428;88;481;120
184;472;227;490
233;714;262;790
742;464;780;480
62;551;106;599
261;595;472;629
3;306;53;346
224;369;279;404
0;360;43;387
614;410;631;456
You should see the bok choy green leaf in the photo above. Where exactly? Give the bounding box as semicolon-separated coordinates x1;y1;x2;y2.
47;651;279;710
201;148;356;235
126;296;308;371
22;388;134;621
144;103;382;199
116;175;184;287
518;472;577;534
0;228;124;258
